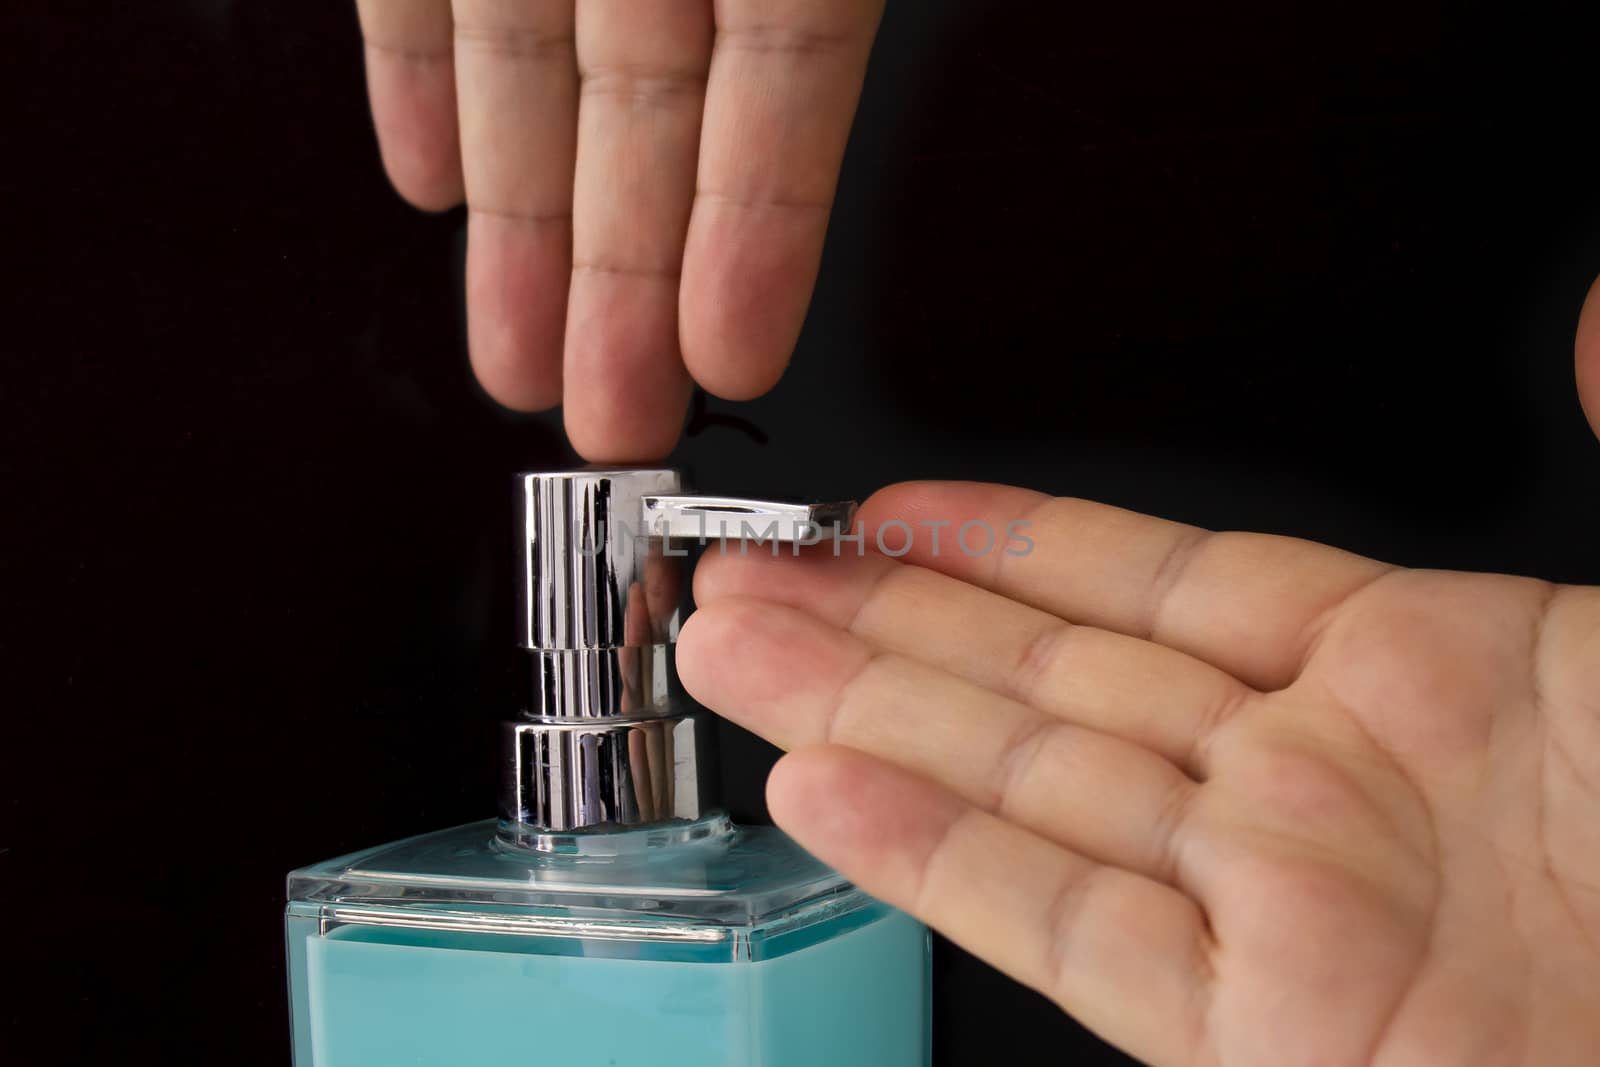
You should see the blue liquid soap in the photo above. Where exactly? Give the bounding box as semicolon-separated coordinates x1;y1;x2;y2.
286;817;931;1066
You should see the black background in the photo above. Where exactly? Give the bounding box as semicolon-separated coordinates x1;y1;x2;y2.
4;2;1600;1064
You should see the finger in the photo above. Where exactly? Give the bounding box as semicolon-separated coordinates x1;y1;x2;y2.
561;0;713;461
694;547;1251;771
679;597;1201;883
1577;273;1600;439
452;0;578;412
857;481;1395;691
625;729;668;820
678;1;885;400
769;746;1210;1066
355;0;465;211
617;547;686;712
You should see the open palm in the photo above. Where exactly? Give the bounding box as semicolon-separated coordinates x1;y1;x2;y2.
679;481;1600;1066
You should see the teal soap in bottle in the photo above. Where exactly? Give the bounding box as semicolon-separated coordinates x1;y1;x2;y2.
285;470;932;1066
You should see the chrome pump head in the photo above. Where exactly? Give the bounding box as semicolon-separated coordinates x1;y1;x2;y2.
499;469;855;843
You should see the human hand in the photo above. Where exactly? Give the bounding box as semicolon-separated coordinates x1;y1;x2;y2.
354;0;884;459
678;480;1600;1065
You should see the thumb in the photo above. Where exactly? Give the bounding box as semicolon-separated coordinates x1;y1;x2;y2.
1578;274;1600;439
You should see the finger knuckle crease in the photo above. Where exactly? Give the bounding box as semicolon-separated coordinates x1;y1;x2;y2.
571;260;680;281
1190;685;1251;775
1010;622;1072;703
1043;868;1103;995
1146;528;1211;641
911;806;971;918
990;494;1058;591
454;24;574;60
716;25;855;57
469;206;571;225
580;67;707;102
823;650;884;746
842;563;903;637
1151;776;1198;882
994;716;1058;816
694;189;832;213
363;40;450;64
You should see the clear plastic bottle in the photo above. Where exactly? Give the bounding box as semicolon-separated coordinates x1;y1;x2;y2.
284;471;932;1065
286;816;929;1065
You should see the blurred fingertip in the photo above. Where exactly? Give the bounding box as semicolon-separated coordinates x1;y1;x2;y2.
859;480;1035;525
769;747;963;870
690;547;780;606
387;166;465;214
364;59;464;213
375;121;464;212
564;404;686;463
467;336;562;412
766;747;848;829
561;341;691;461
683;342;792;402
675;603;760;704
679;257;802;402
462;221;570;412
690;548;735;605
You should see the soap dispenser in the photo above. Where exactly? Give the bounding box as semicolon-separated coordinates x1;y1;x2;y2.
285;469;932;1066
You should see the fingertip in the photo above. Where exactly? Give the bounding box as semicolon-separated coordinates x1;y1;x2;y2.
470;348;563;412
679;210;813;402
857;481;948;521
857;480;1045;531
464;217;568;412
381;144;465;213
562;285;692;461
1577;274;1600;440
768;746;964;879
689;548;743;607
563;391;688;463
677;597;865;735
859;480;987;520
393;174;466;216
766;747;846;829
364;53;465;213
681;328;793;401
689;546;799;607
673;597;779;705
672;608;717;706
693;546;887;632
